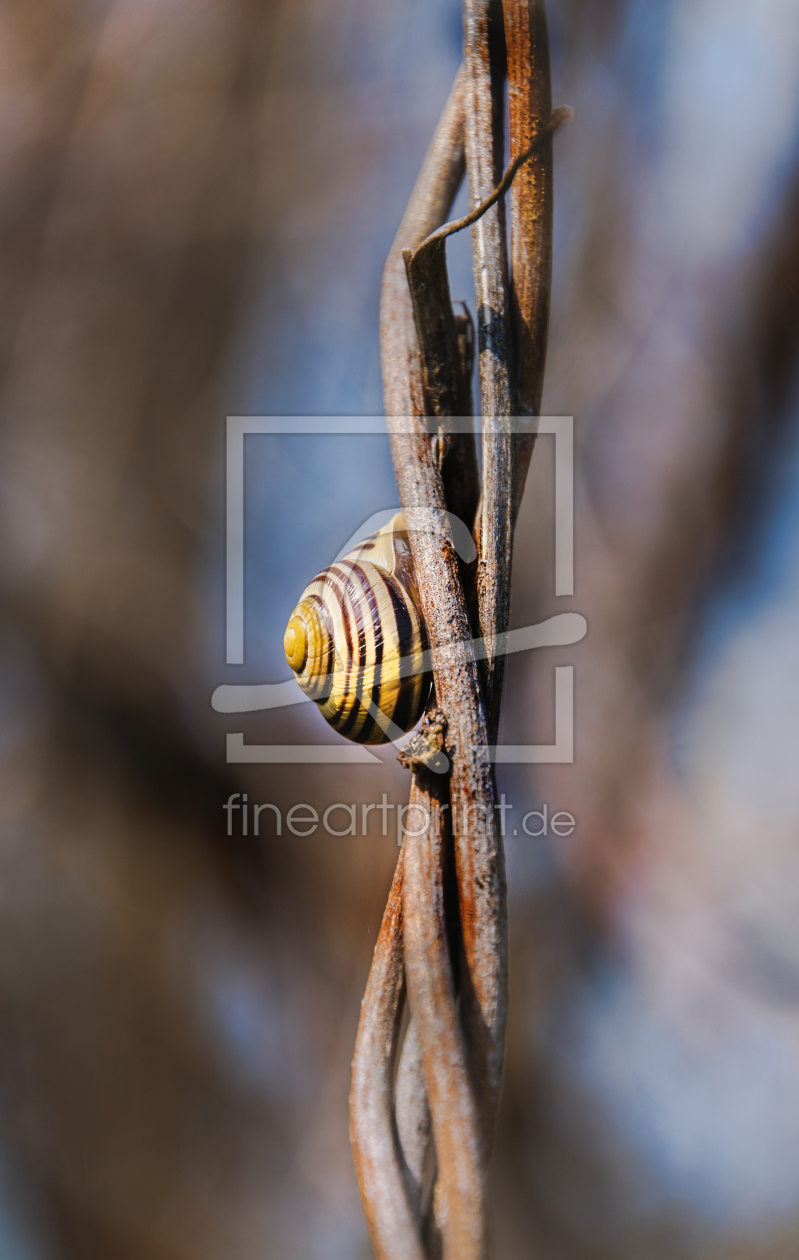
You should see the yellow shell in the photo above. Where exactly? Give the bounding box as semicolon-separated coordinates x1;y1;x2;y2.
283;514;431;744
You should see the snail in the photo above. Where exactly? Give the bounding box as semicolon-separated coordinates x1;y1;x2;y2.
283;513;432;744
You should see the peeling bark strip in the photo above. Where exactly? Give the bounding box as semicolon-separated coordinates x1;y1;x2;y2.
350;4;568;1254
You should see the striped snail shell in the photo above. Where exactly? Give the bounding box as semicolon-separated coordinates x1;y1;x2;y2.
283;513;431;745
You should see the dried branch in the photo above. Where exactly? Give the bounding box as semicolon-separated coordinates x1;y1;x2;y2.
394;1013;432;1227
458;2;514;1134
350;849;426;1260
416;106;570;254
464;0;515;749
378;73;476;1239
402;776;485;1258
381;70;468;420
385;52;507;1253
463;0;514;422
381;67;480;535
401;240;472;421
351;70;473;1260
402;108;570;441
504;0;555;516
352;7;564;1254
388;429;498;1258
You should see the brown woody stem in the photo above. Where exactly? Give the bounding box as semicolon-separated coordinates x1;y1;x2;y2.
351;6;564;1252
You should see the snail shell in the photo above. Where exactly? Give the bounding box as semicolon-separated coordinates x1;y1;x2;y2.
283;513;432;744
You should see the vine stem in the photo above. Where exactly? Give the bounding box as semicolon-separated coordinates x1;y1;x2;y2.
350;3;564;1253
504;0;555;516
351;69;473;1260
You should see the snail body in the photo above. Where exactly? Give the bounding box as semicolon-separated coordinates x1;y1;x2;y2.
283;514;431;744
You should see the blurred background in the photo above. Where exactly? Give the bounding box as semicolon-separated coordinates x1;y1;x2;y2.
0;0;798;1256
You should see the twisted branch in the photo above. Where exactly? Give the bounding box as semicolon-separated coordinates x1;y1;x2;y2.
351;4;566;1254
351;69;471;1260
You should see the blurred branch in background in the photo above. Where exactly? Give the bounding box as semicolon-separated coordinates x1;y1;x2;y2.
0;1;798;1259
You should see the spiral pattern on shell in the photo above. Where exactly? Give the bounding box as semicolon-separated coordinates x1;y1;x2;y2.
283;515;431;744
